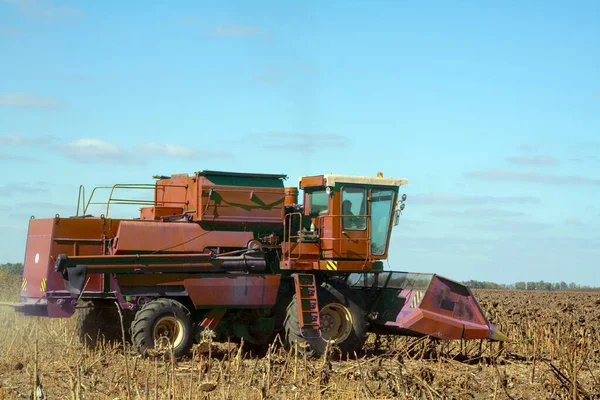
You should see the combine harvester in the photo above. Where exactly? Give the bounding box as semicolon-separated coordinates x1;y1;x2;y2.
15;170;508;357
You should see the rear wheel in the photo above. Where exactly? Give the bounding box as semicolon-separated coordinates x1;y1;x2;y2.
77;301;128;349
130;298;193;358
284;283;367;358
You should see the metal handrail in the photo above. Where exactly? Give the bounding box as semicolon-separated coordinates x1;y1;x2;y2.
76;185;86;216
283;212;303;260
82;183;188;218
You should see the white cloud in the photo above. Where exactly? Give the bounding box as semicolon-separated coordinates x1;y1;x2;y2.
0;92;61;108
57;138;131;164
65;138;120;155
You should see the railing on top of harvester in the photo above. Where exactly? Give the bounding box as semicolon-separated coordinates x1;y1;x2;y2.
75;183;188;218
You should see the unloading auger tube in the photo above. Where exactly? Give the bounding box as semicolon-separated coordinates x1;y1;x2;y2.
54;250;268;295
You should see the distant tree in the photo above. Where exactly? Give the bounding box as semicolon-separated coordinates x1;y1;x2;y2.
0;263;24;275
560;281;568;290
515;281;526;290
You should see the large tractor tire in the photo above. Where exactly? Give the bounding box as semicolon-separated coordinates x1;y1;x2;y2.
77;301;125;349
284;283;367;358
130;298;193;358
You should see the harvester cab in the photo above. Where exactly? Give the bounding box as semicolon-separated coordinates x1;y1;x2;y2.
14;169;508;359
281;173;408;272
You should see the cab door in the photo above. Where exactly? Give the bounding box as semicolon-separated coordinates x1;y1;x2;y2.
335;186;370;259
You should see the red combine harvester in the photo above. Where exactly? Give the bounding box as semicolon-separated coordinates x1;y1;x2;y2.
15;170;508;357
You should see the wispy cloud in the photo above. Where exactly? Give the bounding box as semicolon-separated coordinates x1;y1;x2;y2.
517;144;539;153
63;75;95;83
0;182;47;196
570;155;600;163
465;169;600;185
3;0;83;20
136;142;229;160
0;134;54;145
430;208;525;219
0;92;61;108
506;155;559;166
0;153;40;163
473;219;553;233
211;24;265;37
53;138;230;165
0;24;23;34
254;132;349;154
39;6;81;19
177;16;203;24
569;141;600;154
565;217;585;227
8;201;74;220
256;65;319;86
411;193;540;206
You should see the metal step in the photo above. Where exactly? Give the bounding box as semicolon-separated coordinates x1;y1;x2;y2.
292;273;321;339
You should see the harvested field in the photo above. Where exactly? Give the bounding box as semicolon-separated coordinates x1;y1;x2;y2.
1;284;599;399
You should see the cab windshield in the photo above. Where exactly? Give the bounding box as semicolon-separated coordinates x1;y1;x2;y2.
370;189;395;255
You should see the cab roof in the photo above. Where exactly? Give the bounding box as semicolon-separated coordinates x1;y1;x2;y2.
301;174;408;188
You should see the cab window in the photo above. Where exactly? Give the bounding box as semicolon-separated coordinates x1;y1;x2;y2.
308;190;329;215
341;187;366;230
370;189;395;255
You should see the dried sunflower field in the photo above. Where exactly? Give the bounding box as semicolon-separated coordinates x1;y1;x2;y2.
1;277;599;399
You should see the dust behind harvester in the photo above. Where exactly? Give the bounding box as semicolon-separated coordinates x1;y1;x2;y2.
15;170;508;357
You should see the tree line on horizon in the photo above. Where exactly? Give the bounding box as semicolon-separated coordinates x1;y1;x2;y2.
461;279;597;291
1;263;596;290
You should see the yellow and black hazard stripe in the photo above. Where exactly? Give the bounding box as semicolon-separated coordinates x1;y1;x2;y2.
325;260;338;271
21;278;27;291
40;278;47;292
411;290;423;308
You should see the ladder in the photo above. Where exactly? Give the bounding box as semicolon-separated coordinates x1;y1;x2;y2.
292;273;321;338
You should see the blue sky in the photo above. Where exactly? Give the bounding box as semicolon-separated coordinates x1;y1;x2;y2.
1;0;599;285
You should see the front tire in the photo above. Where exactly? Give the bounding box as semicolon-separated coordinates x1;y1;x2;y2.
284;283;367;358
130;298;193;358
